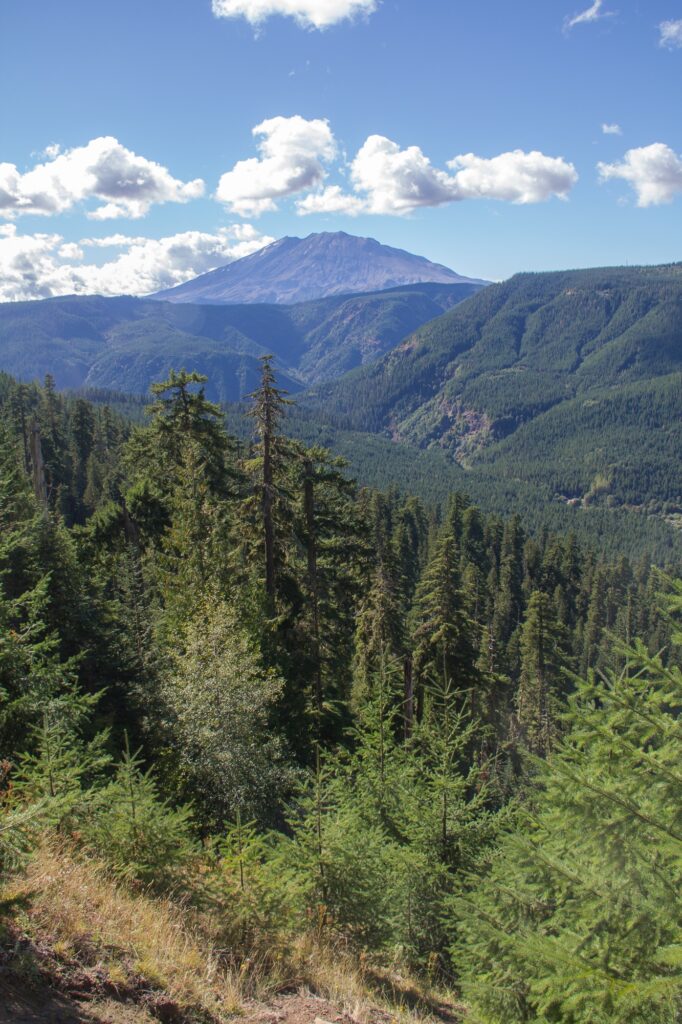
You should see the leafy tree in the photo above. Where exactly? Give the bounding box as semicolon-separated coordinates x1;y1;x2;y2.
160;598;293;829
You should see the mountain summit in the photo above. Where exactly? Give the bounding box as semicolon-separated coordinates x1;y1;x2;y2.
152;231;484;305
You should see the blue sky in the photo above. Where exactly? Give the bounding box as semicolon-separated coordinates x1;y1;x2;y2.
1;0;681;298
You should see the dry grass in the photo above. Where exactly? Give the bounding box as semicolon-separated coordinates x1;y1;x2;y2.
8;841;242;1021
3;841;463;1024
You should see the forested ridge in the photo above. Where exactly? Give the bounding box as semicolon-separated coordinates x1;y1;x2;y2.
305;263;682;534
1;364;681;1023
0;280;477;398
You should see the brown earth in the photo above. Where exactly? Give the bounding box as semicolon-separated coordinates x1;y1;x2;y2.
0;979;404;1024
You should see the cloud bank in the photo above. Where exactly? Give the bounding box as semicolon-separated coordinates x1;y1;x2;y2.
0;224;272;302
598;143;682;206
0;137;204;220
298;135;578;215
211;0;377;29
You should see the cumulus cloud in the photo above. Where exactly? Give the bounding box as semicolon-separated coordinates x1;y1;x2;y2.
211;0;376;30
447;150;578;203
0;137;204;220
602;123;622;135
298;136;577;215
296;184;367;215
216;115;336;215
598;143;682;206
564;0;614;31
349;135;461;213
659;19;682;49
0;224;273;302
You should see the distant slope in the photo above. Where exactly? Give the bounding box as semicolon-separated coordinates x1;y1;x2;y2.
0;282;478;399
304;263;682;518
152;231;485;305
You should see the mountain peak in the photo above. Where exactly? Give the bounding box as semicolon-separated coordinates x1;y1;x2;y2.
152;231;484;306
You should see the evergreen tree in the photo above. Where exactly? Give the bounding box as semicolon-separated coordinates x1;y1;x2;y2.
455;598;682;1024
245;355;294;615
515;589;570;756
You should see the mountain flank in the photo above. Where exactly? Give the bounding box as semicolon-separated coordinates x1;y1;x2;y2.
152;231;485;305
304;262;682;520
0;282;479;400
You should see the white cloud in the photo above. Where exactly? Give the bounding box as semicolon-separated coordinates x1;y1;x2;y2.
598;143;682;206
0;224;273;302
296;184;367;215
58;242;84;260
211;0;376;30
602;122;622;135
659;19;682;49
564;0;614;31
349;135;461;214
216;115;336;216
296;136;577;215
447;150;578;204
0;137;204;220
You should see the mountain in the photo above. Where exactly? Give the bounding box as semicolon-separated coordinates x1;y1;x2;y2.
152;231;484;305
304;263;682;520
0;281;480;400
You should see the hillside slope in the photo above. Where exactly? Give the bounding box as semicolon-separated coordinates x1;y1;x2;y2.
153;231;484;305
305;263;682;516
0;282;478;399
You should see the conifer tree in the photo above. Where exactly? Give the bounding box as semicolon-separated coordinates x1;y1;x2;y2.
246;356;294;615
411;527;481;723
455;590;682;1024
515;589;570;756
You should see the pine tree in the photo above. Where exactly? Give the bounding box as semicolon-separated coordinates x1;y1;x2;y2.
411;527;481;723
455;591;682;1024
245;356;294;615
515;589;570;756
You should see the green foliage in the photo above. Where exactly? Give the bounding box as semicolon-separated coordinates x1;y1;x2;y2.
0;283;476;396
274;680;499;969
161;599;292;829
0;359;681;1007
84;740;198;891
454;614;682;1022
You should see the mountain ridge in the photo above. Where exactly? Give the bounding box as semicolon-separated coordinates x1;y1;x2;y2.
302;262;682;518
152;231;485;305
0;281;480;400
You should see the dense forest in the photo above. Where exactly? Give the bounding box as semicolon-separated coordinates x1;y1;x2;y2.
1;363;681;1024
304;265;682;549
0;280;477;397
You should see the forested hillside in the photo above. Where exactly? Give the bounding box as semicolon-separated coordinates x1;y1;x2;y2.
0;281;478;397
306;263;682;527
1;365;681;1023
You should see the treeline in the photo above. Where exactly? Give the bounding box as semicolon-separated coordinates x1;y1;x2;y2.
1;364;681;1023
